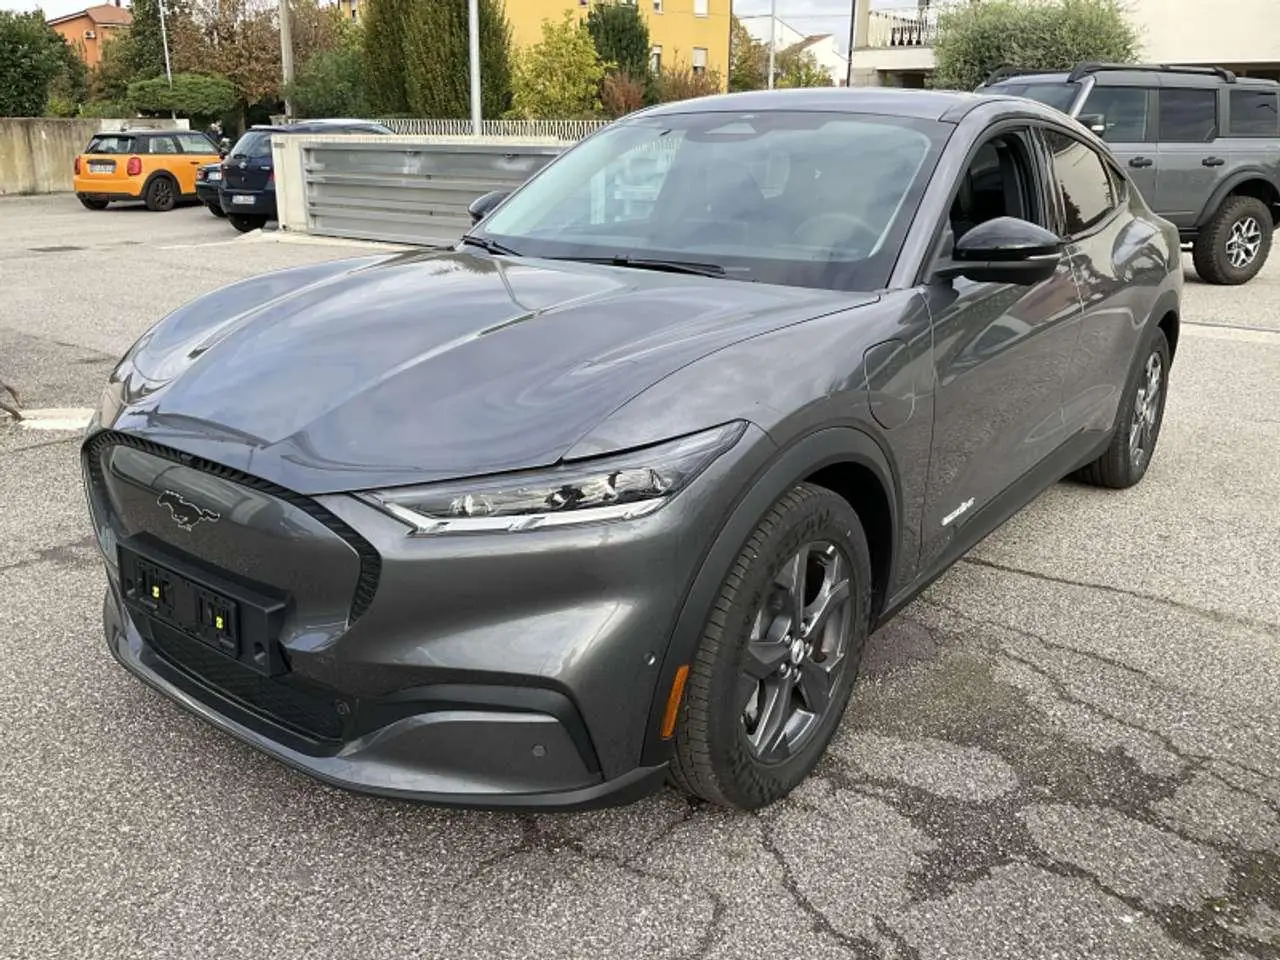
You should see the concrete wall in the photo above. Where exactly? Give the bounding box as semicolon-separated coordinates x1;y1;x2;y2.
0;118;100;195
0;118;191;196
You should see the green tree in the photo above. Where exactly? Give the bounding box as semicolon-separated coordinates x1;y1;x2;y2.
361;0;411;113
127;72;237;119
656;56;720;103
402;0;512;118
46;33;90;116
728;14;765;92
0;11;66;116
585;1;649;79
933;0;1137;92
125;0;177;82
287;42;369;117
509;11;604;120
89;32;137;103
776;47;832;88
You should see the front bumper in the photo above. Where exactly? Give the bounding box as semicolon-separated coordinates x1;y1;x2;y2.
195;181;221;205
85;426;768;808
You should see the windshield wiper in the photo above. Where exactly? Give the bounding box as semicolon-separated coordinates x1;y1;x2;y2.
555;255;730;279
459;234;522;257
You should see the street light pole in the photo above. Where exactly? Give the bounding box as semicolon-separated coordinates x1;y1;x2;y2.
468;0;482;136
157;0;172;87
767;0;776;89
279;0;295;120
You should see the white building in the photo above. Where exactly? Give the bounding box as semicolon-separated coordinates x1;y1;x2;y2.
738;13;848;86
848;0;1280;88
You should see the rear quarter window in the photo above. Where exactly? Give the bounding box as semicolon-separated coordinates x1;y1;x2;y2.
1228;89;1280;136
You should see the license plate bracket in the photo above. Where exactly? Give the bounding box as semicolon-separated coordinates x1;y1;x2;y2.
118;538;288;677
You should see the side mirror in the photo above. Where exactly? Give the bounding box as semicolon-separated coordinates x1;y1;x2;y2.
468;189;510;224
1078;113;1107;135
934;216;1064;285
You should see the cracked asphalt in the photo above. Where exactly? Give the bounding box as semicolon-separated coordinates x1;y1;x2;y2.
2;195;1277;960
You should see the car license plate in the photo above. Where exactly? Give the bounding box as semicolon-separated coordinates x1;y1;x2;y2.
231;194;255;205
119;548;240;658
88;162;113;174
208;171;222;181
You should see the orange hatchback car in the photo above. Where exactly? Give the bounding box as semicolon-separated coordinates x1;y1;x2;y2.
74;130;224;212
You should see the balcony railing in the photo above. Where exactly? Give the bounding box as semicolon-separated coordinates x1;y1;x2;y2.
865;5;945;49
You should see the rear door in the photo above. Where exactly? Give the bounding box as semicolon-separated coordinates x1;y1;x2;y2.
1221;84;1280;197
1154;81;1222;227
175;132;221;194
1075;81;1159;204
222;130;275;191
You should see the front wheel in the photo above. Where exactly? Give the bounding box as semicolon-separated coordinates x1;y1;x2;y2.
227;214;266;233
1192;195;1272;285
1074;324;1171;489
670;483;872;810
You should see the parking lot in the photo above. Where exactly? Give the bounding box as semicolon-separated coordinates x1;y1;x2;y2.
1;194;1277;960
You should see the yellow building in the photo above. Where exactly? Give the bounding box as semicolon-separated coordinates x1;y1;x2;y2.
508;1;731;89
337;0;731;90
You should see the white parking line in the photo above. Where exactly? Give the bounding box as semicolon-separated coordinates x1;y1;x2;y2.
1183;322;1280;344
14;408;94;431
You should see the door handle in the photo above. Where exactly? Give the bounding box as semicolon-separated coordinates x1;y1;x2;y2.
1129;156;1154;168
1202;156;1225;167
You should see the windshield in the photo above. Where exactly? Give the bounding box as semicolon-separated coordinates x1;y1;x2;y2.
473;110;948;291
988;81;1081;113
228;131;273;159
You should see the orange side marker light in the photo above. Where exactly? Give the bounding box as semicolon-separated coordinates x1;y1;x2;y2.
660;665;690;740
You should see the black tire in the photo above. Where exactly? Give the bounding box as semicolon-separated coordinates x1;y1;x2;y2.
1192;195;1272;285
78;195;109;211
227;214;266;233
205;201;227;219
143;175;177;212
1074;324;1171;489
670;482;872;810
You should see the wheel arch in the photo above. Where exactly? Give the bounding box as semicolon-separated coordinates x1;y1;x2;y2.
141;168;180;198
1196;172;1280;228
638;425;900;767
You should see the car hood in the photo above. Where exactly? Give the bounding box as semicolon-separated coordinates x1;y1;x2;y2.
100;250;872;495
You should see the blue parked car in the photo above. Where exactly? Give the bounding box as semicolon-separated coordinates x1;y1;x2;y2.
219;119;394;232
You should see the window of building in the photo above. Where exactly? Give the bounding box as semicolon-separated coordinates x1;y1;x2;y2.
694;0;708;15
653;0;663;11
1043;130;1117;235
1078;86;1152;143
693;48;708;76
1158;88;1218;143
1228;88;1280;137
650;45;662;75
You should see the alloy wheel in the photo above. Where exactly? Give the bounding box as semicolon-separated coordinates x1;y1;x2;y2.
1226;216;1262;270
740;541;853;764
1128;350;1163;470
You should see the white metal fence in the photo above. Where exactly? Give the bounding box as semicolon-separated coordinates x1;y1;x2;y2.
377;118;610;141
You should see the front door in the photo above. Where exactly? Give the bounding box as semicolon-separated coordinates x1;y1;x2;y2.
919;126;1084;566
1076;82;1159;204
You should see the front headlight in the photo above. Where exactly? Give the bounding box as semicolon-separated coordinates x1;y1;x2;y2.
359;421;747;535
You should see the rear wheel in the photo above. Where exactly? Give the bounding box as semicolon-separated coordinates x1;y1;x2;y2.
205;201;227;219
78;195;109;211
670;483;872;810
1074;324;1171;489
143;176;177;212
1192;194;1272;285
227;214;266;233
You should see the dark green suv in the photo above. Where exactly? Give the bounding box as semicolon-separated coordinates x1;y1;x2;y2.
982;62;1280;284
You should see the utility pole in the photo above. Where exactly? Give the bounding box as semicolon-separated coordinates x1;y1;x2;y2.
767;0;776;89
157;0;172;87
846;0;857;87
468;0;482;135
279;0;295;120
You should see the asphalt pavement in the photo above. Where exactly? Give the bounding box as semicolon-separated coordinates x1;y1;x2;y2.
1;195;1277;960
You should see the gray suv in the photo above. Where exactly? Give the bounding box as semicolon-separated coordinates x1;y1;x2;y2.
983;62;1280;284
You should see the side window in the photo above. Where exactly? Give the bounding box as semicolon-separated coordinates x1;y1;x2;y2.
1158;88;1218;143
948;132;1041;242
1043;130;1117;236
1228;89;1280;137
176;133;216;153
150;136;178;154
1079;86;1152;142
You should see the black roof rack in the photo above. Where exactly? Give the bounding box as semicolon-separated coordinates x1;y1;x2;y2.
1066;61;1236;83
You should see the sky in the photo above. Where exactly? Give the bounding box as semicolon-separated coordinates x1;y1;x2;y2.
5;0;890;53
